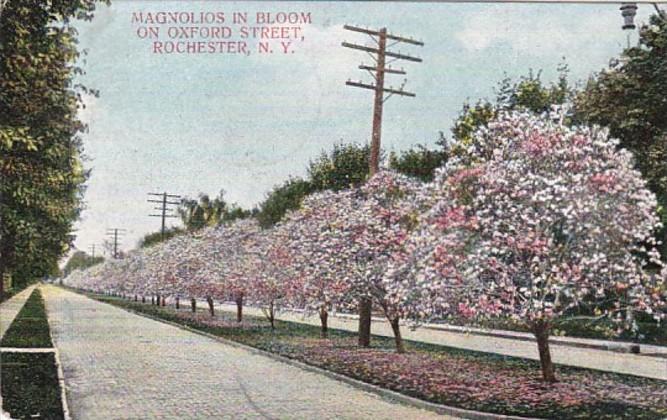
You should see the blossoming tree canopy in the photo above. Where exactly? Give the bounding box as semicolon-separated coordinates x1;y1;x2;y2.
209;219;263;321
353;171;426;353
299;170;423;351
280;189;358;337
394;111;667;381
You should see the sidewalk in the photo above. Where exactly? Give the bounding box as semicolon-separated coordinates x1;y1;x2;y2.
211;302;667;381
41;286;452;419
0;285;36;339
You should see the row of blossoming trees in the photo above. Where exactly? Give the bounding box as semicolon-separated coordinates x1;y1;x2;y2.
63;112;667;382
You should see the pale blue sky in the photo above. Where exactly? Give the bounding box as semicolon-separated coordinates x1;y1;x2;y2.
72;1;654;254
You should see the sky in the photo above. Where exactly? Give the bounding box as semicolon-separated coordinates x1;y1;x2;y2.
71;0;654;255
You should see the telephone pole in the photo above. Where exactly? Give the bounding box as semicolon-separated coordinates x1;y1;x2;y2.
148;192;181;240
342;25;424;175
343;25;424;347
106;228;125;259
88;244;97;260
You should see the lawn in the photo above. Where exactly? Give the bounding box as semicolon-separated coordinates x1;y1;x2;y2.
90;293;667;419
1;289;53;348
1;288;64;419
0;352;64;420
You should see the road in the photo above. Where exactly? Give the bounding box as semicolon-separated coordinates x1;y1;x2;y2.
41;286;451;419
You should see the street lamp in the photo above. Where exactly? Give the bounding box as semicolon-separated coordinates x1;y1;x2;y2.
620;3;638;30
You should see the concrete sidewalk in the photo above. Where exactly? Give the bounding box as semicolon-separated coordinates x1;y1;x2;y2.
0;285;37;339
41;286;452;419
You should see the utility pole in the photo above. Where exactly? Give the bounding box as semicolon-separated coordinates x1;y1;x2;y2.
106;228;125;259
148;192;181;240
88;244;97;261
343;25;424;347
343;24;424;175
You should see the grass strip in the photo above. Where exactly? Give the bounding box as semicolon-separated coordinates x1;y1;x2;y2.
88;293;667;419
1;289;53;348
0;352;64;419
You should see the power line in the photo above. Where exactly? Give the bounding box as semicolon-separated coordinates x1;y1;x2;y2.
342;24;424;175
148;192;181;240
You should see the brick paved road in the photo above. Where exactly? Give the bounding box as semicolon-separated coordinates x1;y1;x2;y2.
41;286;450;419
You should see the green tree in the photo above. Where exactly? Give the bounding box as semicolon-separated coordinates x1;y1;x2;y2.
0;0;106;298
575;12;667;255
389;134;449;182
257;141;447;227
138;227;184;248
450;65;573;162
62;251;104;276
178;191;249;232
256;142;371;228
256;178;314;228
307;142;372;192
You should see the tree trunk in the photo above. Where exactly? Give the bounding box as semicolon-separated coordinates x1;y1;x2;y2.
206;296;215;317
389;317;406;354
319;306;329;339
0;248;7;302
151;296;155;305
0;239;15;302
161;296;166;306
175;296;180;309
358;297;372;347
134;295;138;302
235;295;243;322
142;296;146;303
191;298;196;313
533;321;557;382
268;301;275;330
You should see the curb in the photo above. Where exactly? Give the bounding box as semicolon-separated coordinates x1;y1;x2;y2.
84;294;538;420
0;347;55;353
40;286;72;420
211;301;656;357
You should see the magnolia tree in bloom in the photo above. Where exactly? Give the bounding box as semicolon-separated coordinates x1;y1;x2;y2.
346;171;424;353
245;225;303;330
292;171;423;350
389;111;667;381
280;189;357;338
210;219;263;322
177;226;237;315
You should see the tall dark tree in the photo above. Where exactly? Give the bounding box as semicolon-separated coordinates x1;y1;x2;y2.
0;0;107;297
576;12;667;256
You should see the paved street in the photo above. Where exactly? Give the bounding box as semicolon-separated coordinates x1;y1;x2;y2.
41;286;451;419
215;303;667;381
